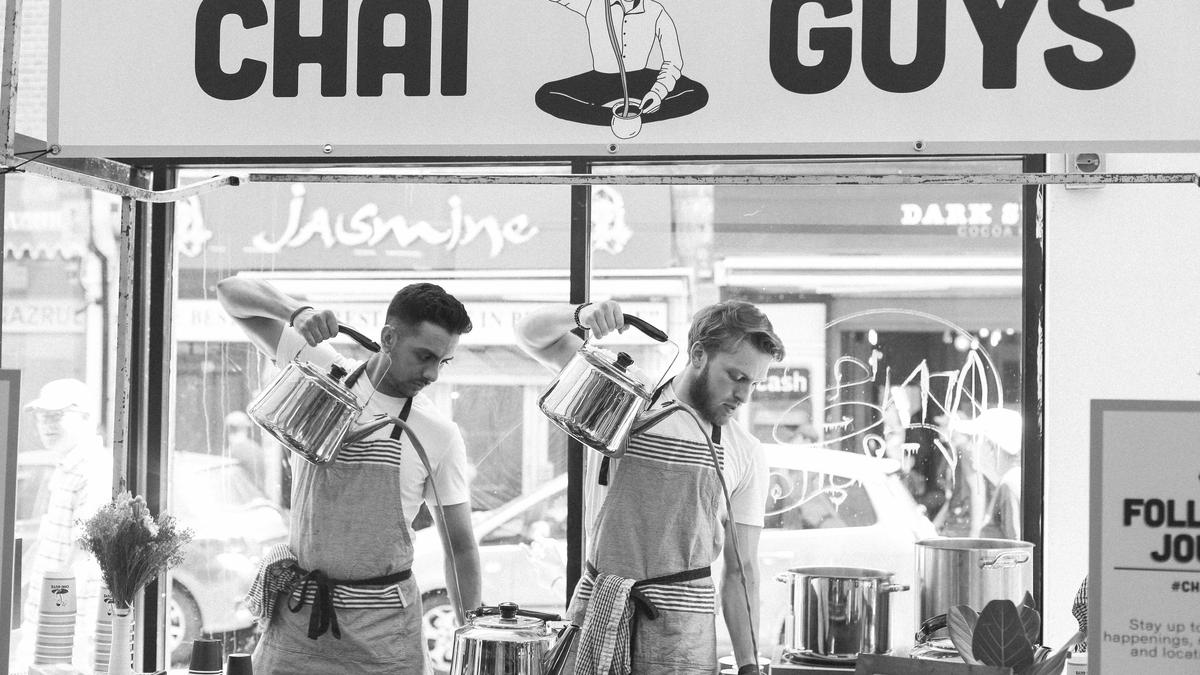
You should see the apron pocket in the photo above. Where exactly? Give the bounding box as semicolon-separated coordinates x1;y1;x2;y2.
634;608;717;672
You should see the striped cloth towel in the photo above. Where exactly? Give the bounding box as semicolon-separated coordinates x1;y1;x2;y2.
245;544;302;630
1071;576;1088;652
574;573;637;675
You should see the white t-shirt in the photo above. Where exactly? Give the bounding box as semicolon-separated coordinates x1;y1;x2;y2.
274;328;471;534
584;381;768;529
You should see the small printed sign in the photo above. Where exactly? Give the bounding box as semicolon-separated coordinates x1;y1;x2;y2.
1091;400;1200;675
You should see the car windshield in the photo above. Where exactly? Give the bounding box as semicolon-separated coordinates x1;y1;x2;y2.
174;463;263;519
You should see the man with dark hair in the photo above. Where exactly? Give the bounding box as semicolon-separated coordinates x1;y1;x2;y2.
516;299;784;674
216;275;481;675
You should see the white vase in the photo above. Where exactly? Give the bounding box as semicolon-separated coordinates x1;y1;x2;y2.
107;606;135;675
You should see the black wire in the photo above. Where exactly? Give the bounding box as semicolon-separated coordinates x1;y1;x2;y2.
1;147;53;173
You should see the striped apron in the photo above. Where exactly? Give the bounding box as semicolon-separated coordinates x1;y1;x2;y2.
253;365;430;674
570;382;724;674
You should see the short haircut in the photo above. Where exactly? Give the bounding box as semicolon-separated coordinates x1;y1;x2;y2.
688;300;785;361
385;283;473;335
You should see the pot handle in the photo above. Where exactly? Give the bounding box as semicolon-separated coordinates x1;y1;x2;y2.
883;583;911;593
775;573;791;584
337;324;381;353
915;613;947;644
981;550;1032;569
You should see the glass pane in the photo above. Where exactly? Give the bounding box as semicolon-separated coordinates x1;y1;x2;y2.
591;157;1025;660
4;173;121;674
170;167;571;672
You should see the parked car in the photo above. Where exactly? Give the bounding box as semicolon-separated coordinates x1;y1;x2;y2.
411;445;936;672
15;450;289;664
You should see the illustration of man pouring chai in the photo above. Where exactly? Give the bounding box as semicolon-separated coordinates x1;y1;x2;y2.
536;0;708;138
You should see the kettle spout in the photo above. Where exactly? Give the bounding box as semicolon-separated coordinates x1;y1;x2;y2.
542;623;580;675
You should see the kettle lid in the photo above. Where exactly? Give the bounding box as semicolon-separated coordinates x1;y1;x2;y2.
470;602;547;630
292;360;362;408
579;345;654;399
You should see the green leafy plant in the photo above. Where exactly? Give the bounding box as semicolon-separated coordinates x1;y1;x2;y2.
948;592;1084;675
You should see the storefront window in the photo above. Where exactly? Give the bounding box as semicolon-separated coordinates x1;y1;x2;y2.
4;173;121;674
169;167;573;669
590;157;1027;654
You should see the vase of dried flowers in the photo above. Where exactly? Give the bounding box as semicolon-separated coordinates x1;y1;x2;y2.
79;491;193;675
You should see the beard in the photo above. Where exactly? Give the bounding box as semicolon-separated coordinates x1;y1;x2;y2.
685;362;722;425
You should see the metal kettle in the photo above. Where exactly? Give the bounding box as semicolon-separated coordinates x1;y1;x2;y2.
450;603;579;675
247;323;392;465
537;314;674;458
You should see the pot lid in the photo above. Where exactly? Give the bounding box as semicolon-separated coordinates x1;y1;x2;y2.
470;602;546;631
579;345;654;399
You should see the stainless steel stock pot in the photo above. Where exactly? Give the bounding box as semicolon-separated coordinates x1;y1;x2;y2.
776;566;909;662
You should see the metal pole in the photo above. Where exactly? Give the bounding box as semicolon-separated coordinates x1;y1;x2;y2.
1022;155;1048;638
246;171;1200;187
16;161;238;201
1;0;22;160
566;159;591;608
113;195;137;496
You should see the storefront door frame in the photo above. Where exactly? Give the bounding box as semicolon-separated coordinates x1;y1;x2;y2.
7;151;1076;664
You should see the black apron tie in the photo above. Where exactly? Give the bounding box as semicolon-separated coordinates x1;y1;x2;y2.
289;568;413;640
599;380;721;486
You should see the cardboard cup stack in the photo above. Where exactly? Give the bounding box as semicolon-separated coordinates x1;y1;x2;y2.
33;572;77;666
92;584;116;674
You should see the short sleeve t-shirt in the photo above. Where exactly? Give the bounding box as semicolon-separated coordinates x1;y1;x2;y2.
274;328;471;539
583;381;768;531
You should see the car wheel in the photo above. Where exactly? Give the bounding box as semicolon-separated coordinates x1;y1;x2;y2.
168;582;203;664
422;591;457;674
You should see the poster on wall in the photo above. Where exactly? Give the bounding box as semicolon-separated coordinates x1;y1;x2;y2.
1090;399;1200;675
49;1;1200;157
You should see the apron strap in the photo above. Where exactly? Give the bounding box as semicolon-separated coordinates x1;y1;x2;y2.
599;380;721;485
388;396;415;440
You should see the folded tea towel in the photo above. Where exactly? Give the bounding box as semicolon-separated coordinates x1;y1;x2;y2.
245;544;301;629
575;572;638;675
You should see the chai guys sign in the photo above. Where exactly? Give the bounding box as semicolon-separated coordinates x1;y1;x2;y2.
49;0;1200;158
1090;400;1200;675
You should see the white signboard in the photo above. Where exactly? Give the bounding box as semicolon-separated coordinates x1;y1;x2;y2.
49;1;1200;158
1090;400;1200;675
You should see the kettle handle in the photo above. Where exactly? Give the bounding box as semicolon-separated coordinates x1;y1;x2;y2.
622;314;669;343
337;324;381;353
570;313;669;343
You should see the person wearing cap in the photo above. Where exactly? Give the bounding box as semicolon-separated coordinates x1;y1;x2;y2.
957;408;1022;538
516;299;784;675
16;378;112;674
224;410;268;496
217;275;481;675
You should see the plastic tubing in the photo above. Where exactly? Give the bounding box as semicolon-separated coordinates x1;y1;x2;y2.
604;1;631;117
